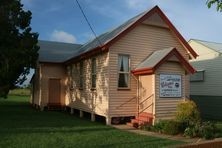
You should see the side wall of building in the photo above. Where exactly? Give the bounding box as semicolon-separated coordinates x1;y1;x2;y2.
155;61;186;120
191;95;222;120
189;41;222;120
190;57;222;96
66;52;109;117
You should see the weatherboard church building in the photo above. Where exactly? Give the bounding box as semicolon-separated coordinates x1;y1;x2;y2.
31;6;197;125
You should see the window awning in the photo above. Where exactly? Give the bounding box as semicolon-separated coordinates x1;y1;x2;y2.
131;47;196;75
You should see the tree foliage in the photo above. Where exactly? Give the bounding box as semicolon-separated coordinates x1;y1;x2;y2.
0;0;39;98
207;0;222;11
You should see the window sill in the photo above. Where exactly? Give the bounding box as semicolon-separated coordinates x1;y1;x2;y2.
117;88;131;91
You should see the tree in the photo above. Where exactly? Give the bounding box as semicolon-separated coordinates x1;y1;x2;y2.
0;0;39;98
207;0;222;11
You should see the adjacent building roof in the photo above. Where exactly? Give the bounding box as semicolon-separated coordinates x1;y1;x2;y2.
38;40;82;63
132;47;196;75
190;39;222;53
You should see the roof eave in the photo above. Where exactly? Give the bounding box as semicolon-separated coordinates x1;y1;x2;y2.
64;45;109;65
131;68;154;75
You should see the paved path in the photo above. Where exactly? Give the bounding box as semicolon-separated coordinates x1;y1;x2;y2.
112;125;203;143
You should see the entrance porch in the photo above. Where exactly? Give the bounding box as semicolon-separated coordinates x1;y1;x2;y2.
127;47;196;127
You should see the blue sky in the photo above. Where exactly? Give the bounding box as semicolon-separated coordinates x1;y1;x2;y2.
20;0;222;86
21;0;222;44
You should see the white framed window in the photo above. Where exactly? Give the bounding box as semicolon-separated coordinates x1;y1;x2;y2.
118;54;130;88
79;61;84;89
190;70;205;82
91;57;96;88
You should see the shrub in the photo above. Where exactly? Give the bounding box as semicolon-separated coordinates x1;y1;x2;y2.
139;123;152;131
176;100;200;126
199;121;216;139
183;121;217;139
151;120;180;135
162;120;180;135
183;124;200;138
184;127;195;137
152;120;168;133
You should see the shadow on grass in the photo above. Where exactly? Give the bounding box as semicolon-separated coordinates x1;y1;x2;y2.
0;96;104;129
0;95;184;148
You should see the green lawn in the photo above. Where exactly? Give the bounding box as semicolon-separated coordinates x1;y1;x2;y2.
0;96;184;148
9;88;30;96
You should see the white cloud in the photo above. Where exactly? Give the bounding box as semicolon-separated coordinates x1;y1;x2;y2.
50;30;76;43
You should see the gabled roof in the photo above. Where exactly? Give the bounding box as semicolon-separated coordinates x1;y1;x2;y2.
65;5;197;64
190;39;222;53
69;11;147;58
131;47;196;75
38;40;82;63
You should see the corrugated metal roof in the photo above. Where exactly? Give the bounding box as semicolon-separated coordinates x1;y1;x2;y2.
135;47;174;70
38;40;82;63
192;39;222;53
65;11;148;60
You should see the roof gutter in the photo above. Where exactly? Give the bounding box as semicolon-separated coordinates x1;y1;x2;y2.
64;45;109;65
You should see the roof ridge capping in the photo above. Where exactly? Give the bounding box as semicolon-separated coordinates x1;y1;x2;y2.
65;5;198;64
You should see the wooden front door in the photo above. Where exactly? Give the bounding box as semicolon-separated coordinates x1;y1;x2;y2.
48;79;61;105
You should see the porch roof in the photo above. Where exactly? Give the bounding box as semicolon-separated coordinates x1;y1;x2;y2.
131;47;196;75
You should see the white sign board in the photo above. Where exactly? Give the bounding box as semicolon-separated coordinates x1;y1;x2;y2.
160;74;182;98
